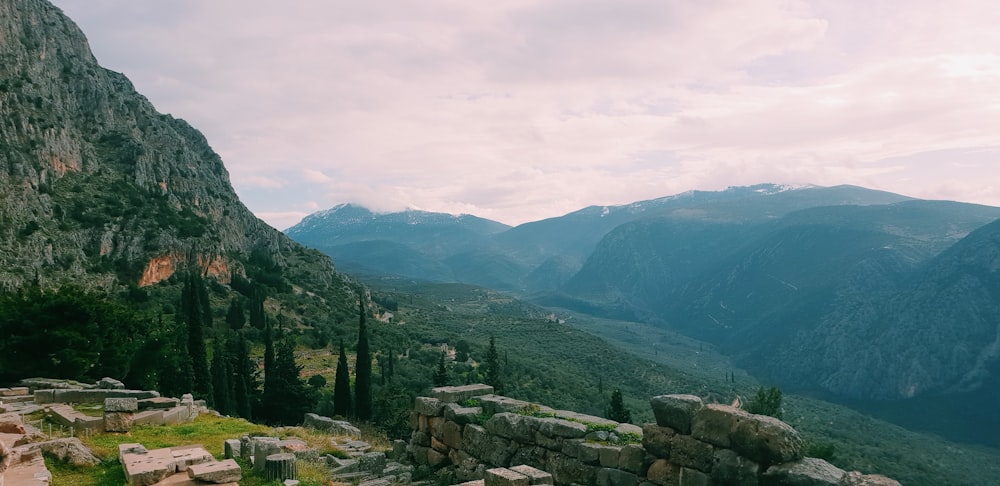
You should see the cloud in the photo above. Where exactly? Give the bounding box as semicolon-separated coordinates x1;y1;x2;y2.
52;0;1000;226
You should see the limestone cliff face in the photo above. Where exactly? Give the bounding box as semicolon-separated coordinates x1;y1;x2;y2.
0;0;349;305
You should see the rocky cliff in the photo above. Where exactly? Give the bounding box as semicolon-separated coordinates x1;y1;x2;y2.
0;0;352;314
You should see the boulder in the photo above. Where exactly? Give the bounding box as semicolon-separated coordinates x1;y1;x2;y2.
645;458;679;486
711;448;760;486
16;438;101;466
839;471;902;486
96;377;125;390
650;395;703;434
761;457;845;485
641;423;675;458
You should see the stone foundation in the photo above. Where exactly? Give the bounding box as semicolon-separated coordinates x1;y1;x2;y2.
406;385;900;486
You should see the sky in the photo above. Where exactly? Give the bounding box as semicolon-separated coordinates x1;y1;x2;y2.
51;0;1000;229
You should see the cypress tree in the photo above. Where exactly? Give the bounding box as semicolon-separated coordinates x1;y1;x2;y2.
226;298;245;330
484;336;503;395
433;351;449;387
354;301;372;420
211;335;231;415
333;339;352;417
249;285;265;330
268;335;313;424
606;388;632;423
230;332;255;419
184;272;213;404
259;320;276;420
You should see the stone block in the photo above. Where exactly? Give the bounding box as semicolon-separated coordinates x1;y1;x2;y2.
730;412;804;467
75;414;104;431
616;422;644;437
358;451;387;473
691;404;738;448
253;437;281;473
171;444;214;471
121;446;175;486
414;397;445;416
427;447;449;467
486;412;540;444
430;384;495;403
839;471;902;486
444;402;483;425
760;457;845;486
51;389;159;404
509;464;553;485
442;420;464;449
224;439;241;459
138;397;179;410
620;443;646;473
162;406;191;425
478;395;538;415
302;413;362;437
105;397;139;412
546;452;598;485
33;389;54;404
534;430;563;451
97;377;125;389
646;458;680;486
599;445;621;468
650;395;703;435
188;458;242;483
104;411;134;432
679;467;711;486
486;467;529;486
431;435;449;453
510;445;547;469
464;423;517;467
642;423;676;458
132;410;164;426
670;434;714;472
411;430;432;447
711;448;759;486
598;467;638;486
0;387;29;396
536;417;587;439
429;416;447;439
553;410;617;427
118;443;147;460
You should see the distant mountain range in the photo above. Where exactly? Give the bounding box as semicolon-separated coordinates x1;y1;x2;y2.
287;184;1000;444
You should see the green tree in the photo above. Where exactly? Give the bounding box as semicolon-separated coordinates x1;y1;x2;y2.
605;388;632;423
355;302;373;420
259;334;314;424
182;272;213;404
259;320;276;418
229;332;257;420
484;336;504;395
745;386;783;419
433;351;449;387
333;339;352;417
211;336;232;415
226;297;245;330
249;285;266;330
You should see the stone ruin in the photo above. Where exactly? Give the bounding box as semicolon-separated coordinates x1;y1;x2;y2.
0;378;210;485
406;384;901;486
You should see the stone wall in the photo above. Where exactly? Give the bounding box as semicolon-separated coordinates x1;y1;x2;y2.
406;385;899;486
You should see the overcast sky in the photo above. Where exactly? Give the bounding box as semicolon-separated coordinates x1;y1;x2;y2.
52;0;1000;228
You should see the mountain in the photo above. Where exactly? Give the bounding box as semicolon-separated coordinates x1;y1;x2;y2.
285;204;510;282
0;0;356;320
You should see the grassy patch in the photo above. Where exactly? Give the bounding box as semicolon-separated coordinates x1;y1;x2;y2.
49;414;342;486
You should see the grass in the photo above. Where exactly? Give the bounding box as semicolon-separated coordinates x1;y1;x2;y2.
47;414;354;486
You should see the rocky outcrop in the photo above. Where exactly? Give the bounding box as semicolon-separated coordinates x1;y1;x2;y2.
0;0;355;323
407;386;899;486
